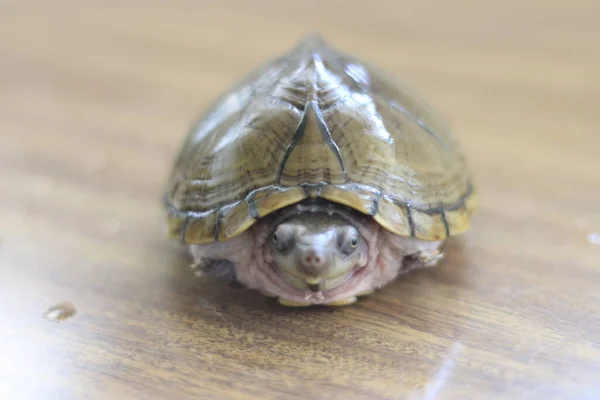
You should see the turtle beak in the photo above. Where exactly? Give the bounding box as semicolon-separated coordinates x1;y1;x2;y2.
305;277;324;292
277;264;354;293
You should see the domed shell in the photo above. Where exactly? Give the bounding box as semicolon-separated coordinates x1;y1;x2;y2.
164;36;477;244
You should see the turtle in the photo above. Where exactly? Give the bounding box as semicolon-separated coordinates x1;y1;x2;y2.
163;35;477;307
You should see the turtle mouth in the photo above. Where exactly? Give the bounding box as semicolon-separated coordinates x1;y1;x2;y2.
279;271;351;293
270;263;367;295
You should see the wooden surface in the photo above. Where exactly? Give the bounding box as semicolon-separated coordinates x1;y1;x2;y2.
1;1;599;399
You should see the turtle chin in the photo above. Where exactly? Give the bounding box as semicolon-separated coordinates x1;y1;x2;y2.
278;269;353;293
266;262;371;307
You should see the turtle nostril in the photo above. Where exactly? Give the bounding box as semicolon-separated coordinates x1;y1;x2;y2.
305;255;321;265
302;251;325;270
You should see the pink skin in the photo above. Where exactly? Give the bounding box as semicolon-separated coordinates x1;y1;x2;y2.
189;208;443;305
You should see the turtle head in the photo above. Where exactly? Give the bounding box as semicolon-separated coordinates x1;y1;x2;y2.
266;213;368;293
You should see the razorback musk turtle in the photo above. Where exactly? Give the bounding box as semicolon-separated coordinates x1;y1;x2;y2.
163;36;477;306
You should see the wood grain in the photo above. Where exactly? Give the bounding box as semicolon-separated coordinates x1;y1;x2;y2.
1;1;599;399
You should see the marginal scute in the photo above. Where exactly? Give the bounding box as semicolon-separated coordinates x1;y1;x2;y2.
444;190;477;236
166;212;186;240
218;201;255;241
251;187;308;218
183;211;218;244
373;196;412;237
319;184;379;216
411;210;447;241
444;207;470;235
465;190;479;215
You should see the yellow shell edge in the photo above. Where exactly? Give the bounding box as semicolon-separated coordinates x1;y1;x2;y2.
411;210;448;241
167;185;477;244
253;187;308;217
319;185;378;216
373;196;412;238
218;201;256;241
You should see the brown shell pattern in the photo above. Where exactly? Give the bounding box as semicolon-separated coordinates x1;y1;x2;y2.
165;36;477;244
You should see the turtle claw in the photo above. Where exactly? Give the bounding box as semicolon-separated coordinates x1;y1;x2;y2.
190;260;210;272
418;250;444;267
190;263;206;277
403;250;444;271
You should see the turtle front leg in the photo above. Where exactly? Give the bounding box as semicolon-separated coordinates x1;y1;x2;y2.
188;231;255;282
379;229;445;274
401;245;445;271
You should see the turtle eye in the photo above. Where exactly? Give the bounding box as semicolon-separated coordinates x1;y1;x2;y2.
271;224;295;253
339;228;360;256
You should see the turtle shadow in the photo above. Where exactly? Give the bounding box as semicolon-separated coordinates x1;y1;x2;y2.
161;243;360;344
162;235;477;340
403;235;476;287
159;235;478;396
372;236;477;303
358;235;477;336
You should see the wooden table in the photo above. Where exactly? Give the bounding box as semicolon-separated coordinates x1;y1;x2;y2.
1;2;599;399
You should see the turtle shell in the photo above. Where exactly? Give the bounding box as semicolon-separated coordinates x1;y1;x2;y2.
164;36;477;244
